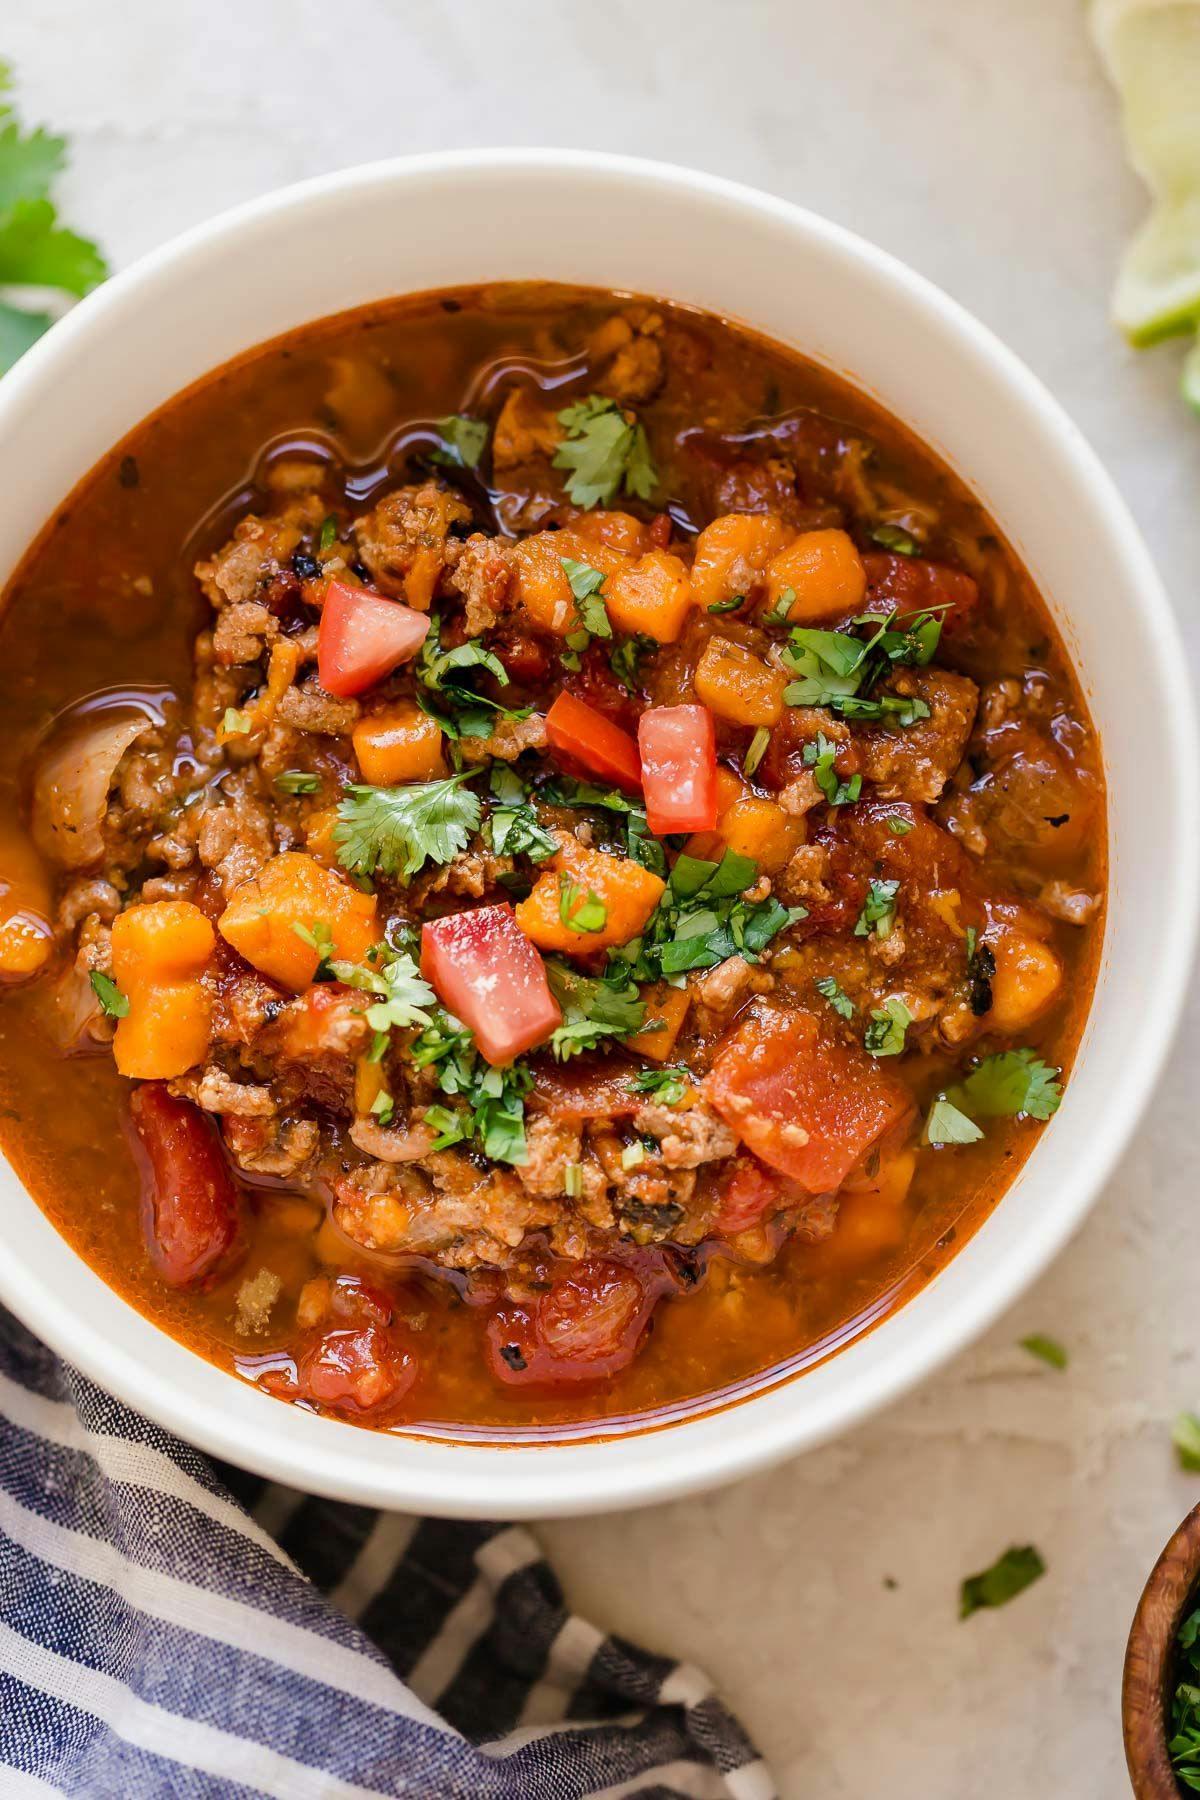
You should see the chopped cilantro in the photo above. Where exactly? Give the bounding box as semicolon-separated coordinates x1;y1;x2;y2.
560;555;613;648
334;773;481;881
959;1546;1045;1618
610;849;804;985
545;960;644;1060
815;975;855;1020
0;63;109;371
610;633;654;695
743;727;770;778
330;946;435;1036
958;1050;1062;1122
369;1088;395;1127
627;1066;689;1106
318;515;337;554
222;706;251;736
487;763;557;862
275;770;320;796
414;1010;532;1164
707;594;746;615
291;919;336;978
864;996;911;1057
762;587;797;628
781;607;946;717
803;732;861;806
415;616;530;741
1170;1597;1200;1784
88;970;129;1018
887;816;913;836
558;874;608;935
870;523;918;555
538;775;640;813
429;413;488;470
923;1096;984;1147
625;810;668;878
1020;1334;1068;1370
854;878;899;939
554;394;658;509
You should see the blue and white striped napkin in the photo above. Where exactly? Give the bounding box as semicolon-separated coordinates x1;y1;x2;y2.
0;1307;775;1798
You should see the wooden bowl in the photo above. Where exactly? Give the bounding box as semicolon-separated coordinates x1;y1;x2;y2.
1124;1503;1200;1795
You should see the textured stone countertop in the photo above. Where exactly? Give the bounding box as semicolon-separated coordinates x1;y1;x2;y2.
7;2;1200;1793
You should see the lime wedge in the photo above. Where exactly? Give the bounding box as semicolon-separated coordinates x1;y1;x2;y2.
1183;329;1200;412
1091;0;1200;344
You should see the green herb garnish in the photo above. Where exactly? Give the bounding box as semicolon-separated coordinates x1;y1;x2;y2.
89;970;129;1018
864;996;912;1057
626;1065;689;1106
853;878;899;939
959;1546;1045;1619
275;770;320;796
1020;1334;1068;1370
803;732;862;807
707;594;746;615
429;414;488;470
318;516;337;554
869;523;918;555
814;975;855;1020
334;773;481;880
956;1049;1062;1122
923;1096;984;1147
1174;1413;1200;1472
743;727;770;779
291;919;336;978
487;763;557;862
554;394;658;509
330;945;435;1036
545;960;645;1060
558;874;608;935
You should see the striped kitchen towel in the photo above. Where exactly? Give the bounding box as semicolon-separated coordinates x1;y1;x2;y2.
0;1308;775;1799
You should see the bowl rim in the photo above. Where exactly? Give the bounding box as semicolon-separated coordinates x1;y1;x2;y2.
0;146;1196;1517
1124;1502;1200;1797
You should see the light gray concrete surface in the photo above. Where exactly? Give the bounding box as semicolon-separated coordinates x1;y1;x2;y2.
6;3;1199;1793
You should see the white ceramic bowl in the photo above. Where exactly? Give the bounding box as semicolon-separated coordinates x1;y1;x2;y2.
0;151;1194;1518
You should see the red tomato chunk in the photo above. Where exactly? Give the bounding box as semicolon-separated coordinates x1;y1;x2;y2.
704;1007;913;1192
421;904;561;1065
486;1257;664;1387
545;690;643;793
127;1082;241;1286
317;579;430;697
862;552;978;636
637;704;718;834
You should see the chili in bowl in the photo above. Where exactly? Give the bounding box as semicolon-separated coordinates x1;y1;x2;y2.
0;154;1189;1515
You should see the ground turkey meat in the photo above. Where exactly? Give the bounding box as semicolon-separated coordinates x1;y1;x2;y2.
854;667;978;803
276;679;359;736
195;493;325;611
223;1114;319;1177
446;533;516;636
353;480;472;601
633;1100;737;1169
458;713;548;764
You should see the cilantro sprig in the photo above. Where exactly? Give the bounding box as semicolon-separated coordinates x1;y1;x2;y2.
546;960;645;1061
486;765;557;862
781;606;945;720
416;616;531;742
0;62;109;371
611;849;804;985
334;773;481;881
412;1009;532;1164
553;394;658;509
924;1048;1063;1147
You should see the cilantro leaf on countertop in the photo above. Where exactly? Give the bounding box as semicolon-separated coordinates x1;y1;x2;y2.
554;394;658;509
334;773;481;881
959;1546;1046;1619
0;62;108;371
1020;1334;1068;1370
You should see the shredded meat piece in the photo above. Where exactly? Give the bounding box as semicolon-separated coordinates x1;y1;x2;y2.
353;480;472;600
775;844;832;909
212;600;279;668
276;679;359;736
446;534;516;635
854;668;979;804
223;1114;319;1177
491;390;562;472
211;969;287;1048
414;842;514;902
515;1114;587;1199
348;1118;437;1163
169;1066;275;1116
691;956;774;1029
776;772;822;817
332;1153;549;1268
195;494;325;610
197;793;275;897
458;713;548;764
633;1100;737;1169
57;879;122;932
590;310;666;405
1037;879;1099;925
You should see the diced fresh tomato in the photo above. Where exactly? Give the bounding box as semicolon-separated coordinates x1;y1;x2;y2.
127;1083;241;1286
704;1006;914;1192
862;553;979;637
485;1256;665;1387
545;690;643;793
637;704;718;835
421;903;561;1065
317;579;430;698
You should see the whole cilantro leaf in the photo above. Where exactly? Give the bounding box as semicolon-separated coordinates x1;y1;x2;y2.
546;959;645;1061
429;413;488;470
334;774;481;880
554;394;658;508
957;1049;1063;1121
959;1545;1045;1619
0;195;106;296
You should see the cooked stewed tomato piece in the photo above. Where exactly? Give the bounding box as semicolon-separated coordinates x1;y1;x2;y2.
486;1257;663;1386
127;1083;241;1287
704;1007;914;1192
421;903;561;1065
637;704;719;834
317;579;430;697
